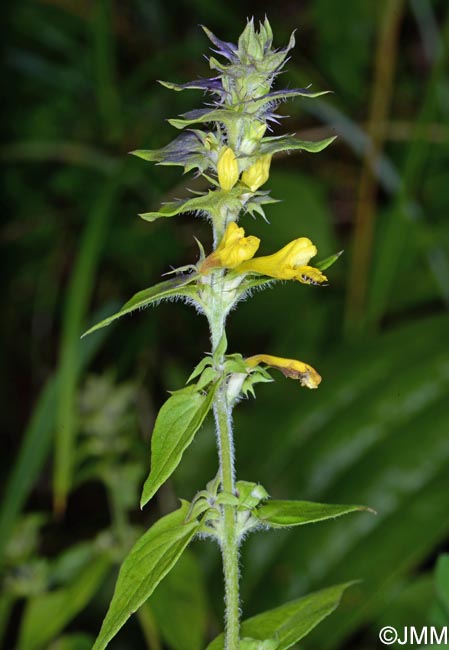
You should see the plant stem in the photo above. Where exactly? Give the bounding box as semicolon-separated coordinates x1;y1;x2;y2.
210;269;240;650
107;478;128;548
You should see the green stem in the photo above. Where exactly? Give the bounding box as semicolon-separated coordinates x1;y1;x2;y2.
210;272;240;650
107;477;128;548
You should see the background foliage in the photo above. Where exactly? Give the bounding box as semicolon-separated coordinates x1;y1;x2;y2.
2;0;449;648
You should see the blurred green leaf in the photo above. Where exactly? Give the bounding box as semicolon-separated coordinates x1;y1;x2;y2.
19;555;110;650
0;310;110;561
48;634;94;650
375;575;434;634
436;555;449;616
147;550;207;650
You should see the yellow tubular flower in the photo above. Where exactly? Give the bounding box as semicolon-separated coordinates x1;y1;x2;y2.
241;154;272;192
237;237;328;286
246;354;322;389
217;146;239;191
200;222;260;273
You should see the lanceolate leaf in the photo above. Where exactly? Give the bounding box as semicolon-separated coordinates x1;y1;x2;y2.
139;188;242;223
168;107;252;130
81;277;198;338
259;135;337;157
254;500;370;528
207;582;356;650
131;130;213;174
140;384;218;508
93;503;200;650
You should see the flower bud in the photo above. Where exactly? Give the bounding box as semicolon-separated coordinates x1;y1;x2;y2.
217;146;239;191
241;155;272;192
246;354;322;389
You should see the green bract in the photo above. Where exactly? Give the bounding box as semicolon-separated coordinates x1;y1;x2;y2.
85;18;371;650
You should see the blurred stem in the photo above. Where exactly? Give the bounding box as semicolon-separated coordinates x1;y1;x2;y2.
54;171;123;515
91;0;122;142
210;226;240;650
0;141;119;174
345;0;405;335
0;593;14;647
0;316;109;561
107;479;128;548
366;10;449;329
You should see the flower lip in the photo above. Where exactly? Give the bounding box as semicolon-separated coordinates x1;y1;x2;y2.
200;222;260;273
236;237;328;285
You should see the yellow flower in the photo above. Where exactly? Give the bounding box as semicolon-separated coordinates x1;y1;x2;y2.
217;146;239;191
241;154;272;192
200;222;260;273
237;237;328;286
246;354;322;389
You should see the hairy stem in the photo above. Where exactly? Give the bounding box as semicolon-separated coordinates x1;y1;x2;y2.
210;268;240;650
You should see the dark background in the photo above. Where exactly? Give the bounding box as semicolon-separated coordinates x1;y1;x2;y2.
2;1;449;649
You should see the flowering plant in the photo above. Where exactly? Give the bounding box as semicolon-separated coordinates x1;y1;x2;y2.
84;19;369;650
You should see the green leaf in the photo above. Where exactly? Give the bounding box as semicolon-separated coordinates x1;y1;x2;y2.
93;503;200;650
254;500;370;528
139;188;242;223
259;135;337;157
207;582;355;650
19;555;110;650
131;130;212;173
81;277;197;338
168;108;251;131
140;384;217;507
186;357;213;384
147;551;207;650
